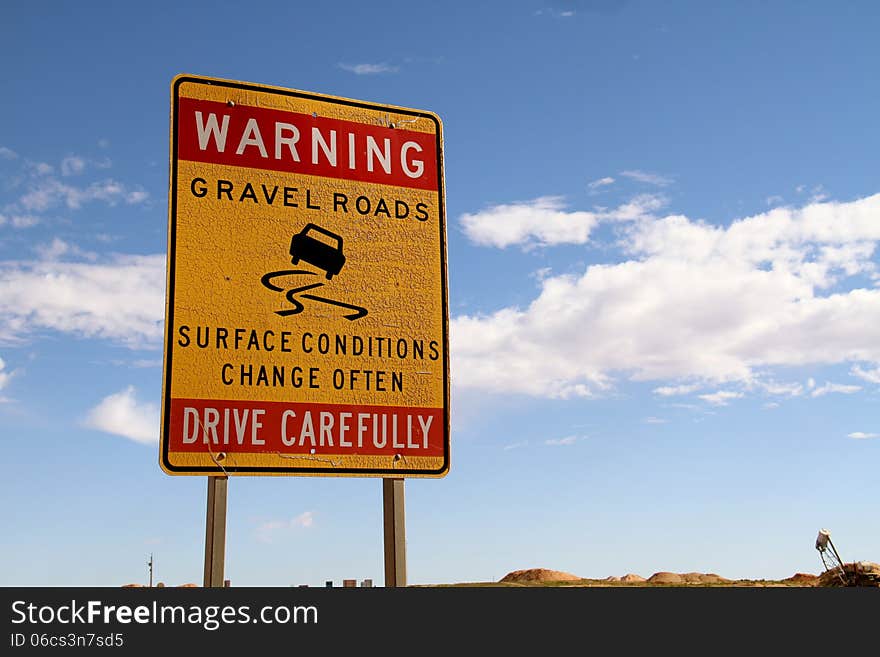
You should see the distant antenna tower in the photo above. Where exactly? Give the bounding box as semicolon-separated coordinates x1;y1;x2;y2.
815;529;848;585
148;553;154;588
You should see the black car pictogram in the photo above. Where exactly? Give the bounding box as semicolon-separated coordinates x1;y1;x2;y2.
289;223;346;280
262;223;367;320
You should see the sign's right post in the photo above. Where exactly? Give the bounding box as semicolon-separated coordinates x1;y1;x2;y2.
383;478;406;587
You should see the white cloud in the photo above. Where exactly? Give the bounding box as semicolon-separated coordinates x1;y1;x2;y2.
653;383;701;396
0;213;39;229
536;8;576;18
338;62;398;75
256;512;315;543
459;195;663;249
851;364;880;384
461;196;598;249
132;359;162;368
452;193;880;399
60;156;86;176
620;169;674;186
757;380;804;397
19;177;148;212
34;238;96;262
796;184;829;203
503;441;527;451
0;357;15;392
0;146;17;160
847;432;879;439
110;358;162;368
30;162;53;176
698;391;744;406
84;386;158;445
604;194;667;222
531;267;553;282
35;238;72;261
0;254;165;348
666;402;700;410
587;176;615;192
810;382;861;397
763;402;780;409
13;215;39;228
810;185;828;203
766;195;784;206
545;435;579;446
643;417;667;424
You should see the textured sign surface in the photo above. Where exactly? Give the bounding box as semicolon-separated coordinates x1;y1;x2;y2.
161;75;448;477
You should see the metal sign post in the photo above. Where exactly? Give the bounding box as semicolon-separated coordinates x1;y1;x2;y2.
383;478;406;587
203;476;228;587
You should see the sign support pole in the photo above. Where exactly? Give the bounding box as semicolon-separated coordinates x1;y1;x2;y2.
382;478;406;587
203;476;228;587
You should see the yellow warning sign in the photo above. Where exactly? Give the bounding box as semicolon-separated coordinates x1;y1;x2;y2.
161;74;448;477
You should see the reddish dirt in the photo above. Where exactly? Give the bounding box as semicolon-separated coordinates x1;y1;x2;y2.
620;573;646;583
783;573;819;585
817;562;880;587
500;568;582;583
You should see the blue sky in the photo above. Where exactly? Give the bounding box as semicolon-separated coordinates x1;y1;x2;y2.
2;0;878;586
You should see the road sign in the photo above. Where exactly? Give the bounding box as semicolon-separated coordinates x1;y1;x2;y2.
161;75;448;477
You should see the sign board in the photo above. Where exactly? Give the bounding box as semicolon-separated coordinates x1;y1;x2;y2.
161;75;448;477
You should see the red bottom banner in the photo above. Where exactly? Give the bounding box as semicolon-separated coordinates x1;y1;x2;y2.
167;398;444;456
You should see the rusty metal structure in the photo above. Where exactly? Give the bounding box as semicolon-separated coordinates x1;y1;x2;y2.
815;529;849;585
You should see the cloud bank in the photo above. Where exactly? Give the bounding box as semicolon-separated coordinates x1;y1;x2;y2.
453;194;880;399
0;254;165;348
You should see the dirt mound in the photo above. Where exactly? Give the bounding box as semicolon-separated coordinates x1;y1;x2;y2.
818;562;880;587
642;571;730;585
620;573;646;583
604;576;621;582
500;568;582;583
121;584;142;588
648;572;684;584
783;573;819;585
679;572;730;584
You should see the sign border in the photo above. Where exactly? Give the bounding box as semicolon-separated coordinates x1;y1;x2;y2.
161;74;449;477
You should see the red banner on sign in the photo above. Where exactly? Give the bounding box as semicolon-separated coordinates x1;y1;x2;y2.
177;97;439;191
168;398;444;457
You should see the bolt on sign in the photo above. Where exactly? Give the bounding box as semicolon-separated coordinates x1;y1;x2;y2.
161;75;449;477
